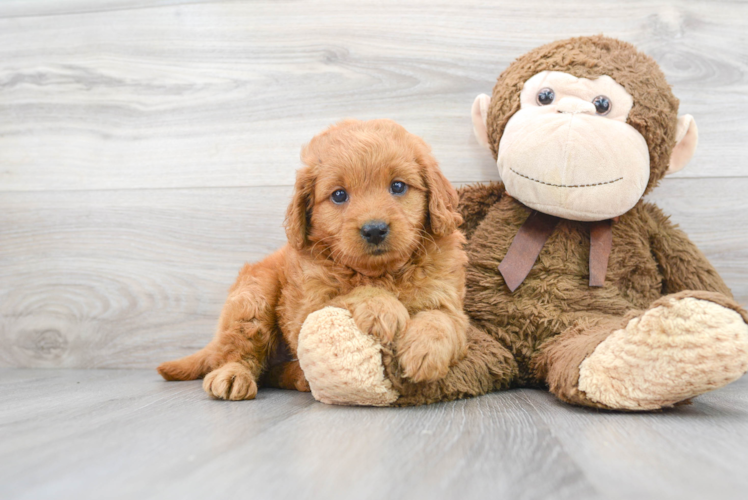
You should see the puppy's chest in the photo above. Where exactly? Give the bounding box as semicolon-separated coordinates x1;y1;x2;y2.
343;273;426;302
301;266;433;311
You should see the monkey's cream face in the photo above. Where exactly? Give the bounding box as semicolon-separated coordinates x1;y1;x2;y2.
497;71;650;221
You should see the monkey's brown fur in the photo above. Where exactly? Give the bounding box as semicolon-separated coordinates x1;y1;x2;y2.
158;119;511;404
460;36;746;409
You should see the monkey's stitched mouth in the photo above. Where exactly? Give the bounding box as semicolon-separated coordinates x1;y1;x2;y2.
509;168;623;188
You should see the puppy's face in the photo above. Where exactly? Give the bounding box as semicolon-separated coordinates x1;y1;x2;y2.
286;120;461;276
311;147;427;272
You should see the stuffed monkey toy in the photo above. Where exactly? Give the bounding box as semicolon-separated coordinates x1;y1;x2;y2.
300;35;748;410
460;35;748;410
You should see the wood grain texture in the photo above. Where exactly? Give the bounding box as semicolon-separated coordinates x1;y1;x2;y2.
0;187;289;368
2;369;747;500
1;0;747;368
1;0;747;192
1;179;746;368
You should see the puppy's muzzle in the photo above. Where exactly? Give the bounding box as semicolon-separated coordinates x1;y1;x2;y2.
360;220;389;246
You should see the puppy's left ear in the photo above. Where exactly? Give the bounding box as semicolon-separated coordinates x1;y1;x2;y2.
285;165;315;250
416;143;463;237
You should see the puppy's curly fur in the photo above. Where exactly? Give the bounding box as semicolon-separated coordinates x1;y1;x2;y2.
157;119;472;400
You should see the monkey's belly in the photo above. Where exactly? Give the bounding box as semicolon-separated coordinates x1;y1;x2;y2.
464;199;664;383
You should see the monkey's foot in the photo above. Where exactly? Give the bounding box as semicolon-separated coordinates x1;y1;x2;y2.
297;307;399;406
578;293;748;410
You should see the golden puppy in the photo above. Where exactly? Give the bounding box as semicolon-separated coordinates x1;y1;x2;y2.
158;119;468;400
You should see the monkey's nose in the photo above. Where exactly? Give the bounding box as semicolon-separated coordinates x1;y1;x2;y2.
361;221;389;245
556;96;596;115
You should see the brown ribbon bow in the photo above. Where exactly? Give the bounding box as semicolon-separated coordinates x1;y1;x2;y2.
498;211;614;292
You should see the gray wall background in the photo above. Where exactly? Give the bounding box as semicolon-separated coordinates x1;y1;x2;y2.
1;0;746;368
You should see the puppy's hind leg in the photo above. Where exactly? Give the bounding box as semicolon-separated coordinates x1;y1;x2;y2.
158;247;287;401
263;360;311;392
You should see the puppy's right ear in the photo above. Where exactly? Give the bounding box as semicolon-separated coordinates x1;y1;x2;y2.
285;165;316;250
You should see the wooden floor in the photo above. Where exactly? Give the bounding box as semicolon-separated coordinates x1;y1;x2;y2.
2;369;747;500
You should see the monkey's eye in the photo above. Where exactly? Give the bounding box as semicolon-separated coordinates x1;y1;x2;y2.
331;189;348;204
390;181;407;196
592;95;611;115
537;88;555;105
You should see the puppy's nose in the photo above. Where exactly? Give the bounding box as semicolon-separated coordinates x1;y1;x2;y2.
360;221;389;245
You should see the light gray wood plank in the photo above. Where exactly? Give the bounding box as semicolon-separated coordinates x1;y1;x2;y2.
0;369;597;500
2;369;747;500
1;178;746;369
1;0;747;193
0;1;211;18
0;186;289;368
0;369;317;500
523;378;748;500
155;390;597;500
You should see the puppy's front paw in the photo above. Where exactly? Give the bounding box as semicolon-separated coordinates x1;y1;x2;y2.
350;295;409;345
398;337;452;383
203;362;258;401
397;312;467;383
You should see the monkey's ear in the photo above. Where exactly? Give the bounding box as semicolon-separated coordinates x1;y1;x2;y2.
667;114;698;175
471;94;492;151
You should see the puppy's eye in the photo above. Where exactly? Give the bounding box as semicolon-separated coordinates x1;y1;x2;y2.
331;189;348;204
389;181;407;196
537;88;555;105
592;95;611;115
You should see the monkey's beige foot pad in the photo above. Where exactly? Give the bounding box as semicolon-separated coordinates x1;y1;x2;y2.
297;307;399;406
579;297;748;410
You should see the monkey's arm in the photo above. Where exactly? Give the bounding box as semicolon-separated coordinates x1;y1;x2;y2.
645;203;732;296
457;182;505;239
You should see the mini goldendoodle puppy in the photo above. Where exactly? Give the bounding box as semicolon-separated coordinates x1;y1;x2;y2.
158;119;507;402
